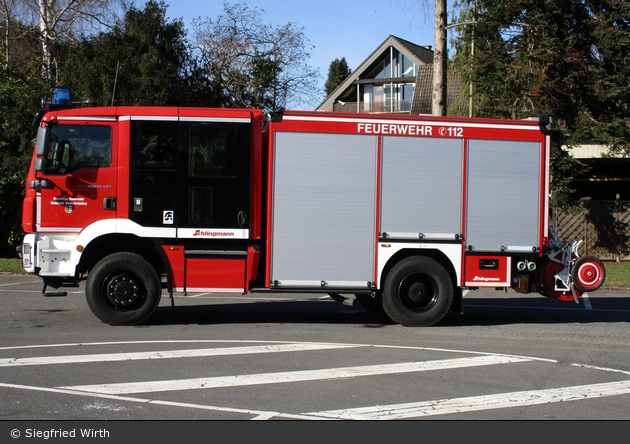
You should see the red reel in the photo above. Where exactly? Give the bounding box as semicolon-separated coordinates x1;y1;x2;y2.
537;252;582;301
572;256;606;292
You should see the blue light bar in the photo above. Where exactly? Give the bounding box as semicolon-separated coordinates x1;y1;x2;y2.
52;88;71;105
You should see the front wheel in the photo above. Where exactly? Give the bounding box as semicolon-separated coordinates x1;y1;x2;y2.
86;252;161;325
382;256;453;326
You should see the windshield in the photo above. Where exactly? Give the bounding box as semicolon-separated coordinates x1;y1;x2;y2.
44;125;112;175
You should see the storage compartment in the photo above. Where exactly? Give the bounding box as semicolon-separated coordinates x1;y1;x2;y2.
380;136;463;240
270;132;378;288
161;245;247;293
464;255;511;287
185;256;246;293
465;139;542;252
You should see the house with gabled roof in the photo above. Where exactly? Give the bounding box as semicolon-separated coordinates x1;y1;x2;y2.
317;35;433;114
317;34;468;116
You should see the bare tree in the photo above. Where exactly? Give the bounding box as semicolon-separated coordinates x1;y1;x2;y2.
193;2;320;112
23;0;124;80
0;0;28;71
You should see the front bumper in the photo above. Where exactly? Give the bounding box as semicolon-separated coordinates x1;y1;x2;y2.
18;233;79;276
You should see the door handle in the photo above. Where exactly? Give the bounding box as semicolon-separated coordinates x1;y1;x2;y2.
103;197;117;210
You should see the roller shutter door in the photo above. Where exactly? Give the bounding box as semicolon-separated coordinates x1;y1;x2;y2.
466;139;541;252
271;132;378;288
381;136;463;240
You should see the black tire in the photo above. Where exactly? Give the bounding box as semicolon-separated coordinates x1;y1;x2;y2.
86;252;161;325
382;256;453;326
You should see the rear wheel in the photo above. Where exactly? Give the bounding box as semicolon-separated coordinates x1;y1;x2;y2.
382;256;453;326
86;252;161;325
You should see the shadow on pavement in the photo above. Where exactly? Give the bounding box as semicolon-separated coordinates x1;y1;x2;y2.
145;294;630;327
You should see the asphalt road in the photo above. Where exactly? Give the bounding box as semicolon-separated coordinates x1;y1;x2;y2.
1;273;629;422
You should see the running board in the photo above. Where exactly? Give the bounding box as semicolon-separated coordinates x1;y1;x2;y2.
41;278;79;297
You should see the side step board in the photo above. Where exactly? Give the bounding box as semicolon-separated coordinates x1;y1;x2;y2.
41;278;80;297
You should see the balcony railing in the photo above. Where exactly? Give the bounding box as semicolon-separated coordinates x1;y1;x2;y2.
333;100;412;114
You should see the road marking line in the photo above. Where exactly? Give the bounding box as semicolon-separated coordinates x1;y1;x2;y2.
304;380;630;419
58;355;532;395
0;343;361;367
0;290;43;294
0;339;315;352
0;382;313;420
463;303;630;313
0;341;557;363
572;363;630;377
582;293;592;309
0;280;41;287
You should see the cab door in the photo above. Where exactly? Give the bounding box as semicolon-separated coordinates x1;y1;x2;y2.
174;110;253;294
127;117;180;230
37;121;117;232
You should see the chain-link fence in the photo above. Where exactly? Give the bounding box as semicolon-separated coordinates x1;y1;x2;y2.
553;200;630;260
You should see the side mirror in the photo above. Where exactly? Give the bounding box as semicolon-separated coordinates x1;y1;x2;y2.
36;126;47;156
28;179;53;191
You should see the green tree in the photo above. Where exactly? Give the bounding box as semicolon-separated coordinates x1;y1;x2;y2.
61;0;193;107
324;57;351;96
0;71;47;256
0;11;48;256
453;0;630;208
582;0;630;156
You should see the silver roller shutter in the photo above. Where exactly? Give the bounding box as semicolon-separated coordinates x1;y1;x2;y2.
466;139;542;252
271;132;378;288
380;136;463;240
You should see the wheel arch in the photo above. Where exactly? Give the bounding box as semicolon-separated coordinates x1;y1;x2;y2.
77;234;166;276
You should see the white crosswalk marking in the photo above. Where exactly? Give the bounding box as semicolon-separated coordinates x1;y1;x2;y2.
3;340;629;420
305;380;630;419
0;343;360;367
58;355;532;395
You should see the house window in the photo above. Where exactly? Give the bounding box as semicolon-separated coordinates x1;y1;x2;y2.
369;59;391;79
400;53;417;78
367;50;417;80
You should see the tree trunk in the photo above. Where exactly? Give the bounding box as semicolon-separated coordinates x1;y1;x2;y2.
2;0;15;71
3;15;8;71
38;0;53;80
432;0;447;116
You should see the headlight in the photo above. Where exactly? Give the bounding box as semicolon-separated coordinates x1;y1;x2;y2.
21;244;32;268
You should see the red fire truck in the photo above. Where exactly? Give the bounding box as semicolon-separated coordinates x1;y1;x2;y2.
19;89;606;326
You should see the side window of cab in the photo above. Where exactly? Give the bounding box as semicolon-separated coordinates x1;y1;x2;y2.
130;120;178;168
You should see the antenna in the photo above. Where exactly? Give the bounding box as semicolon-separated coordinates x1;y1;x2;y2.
111;61;120;106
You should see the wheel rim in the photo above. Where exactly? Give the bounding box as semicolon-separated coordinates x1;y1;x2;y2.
398;272;439;312
103;271;147;310
575;259;603;290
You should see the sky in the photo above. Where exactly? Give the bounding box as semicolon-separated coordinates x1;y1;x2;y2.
158;0;446;109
